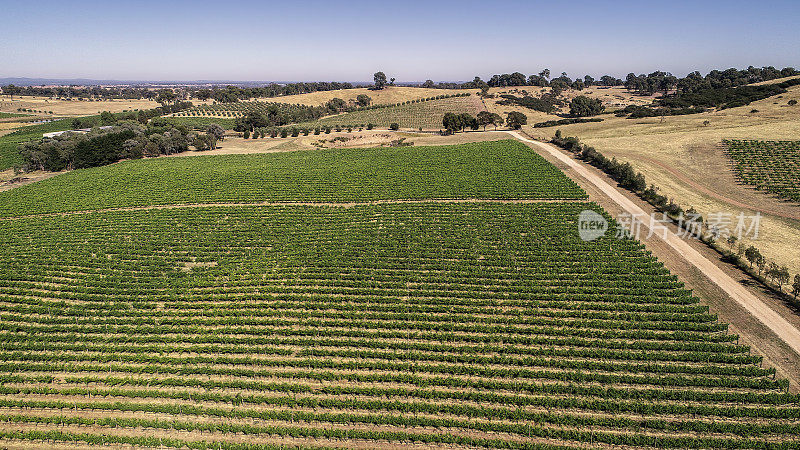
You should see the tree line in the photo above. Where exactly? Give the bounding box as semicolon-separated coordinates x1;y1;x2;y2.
18;118;223;172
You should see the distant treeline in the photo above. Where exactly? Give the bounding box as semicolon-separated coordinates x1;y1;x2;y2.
189;82;355;103
534;118;603;128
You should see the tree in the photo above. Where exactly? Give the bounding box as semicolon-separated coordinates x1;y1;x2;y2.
506;111;527;129
476;111;494;131
744;246;760;268
326;97;347;113
205;124;224;149
539;69;551;80
726;235;738;250
775;266;790;291
389;77;396;86
569;96;605;117
442;113;462;133
389;122;399;131
195;89;213;101
793;274;800;299
583;75;595;87
100;111;117;125
756;254;766;276
2;84;21;99
356;94;372;107
421;80;435;88
374;72;387;90
490;113;503;130
155;89;177;106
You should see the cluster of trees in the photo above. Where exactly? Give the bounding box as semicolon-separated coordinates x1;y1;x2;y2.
420;72;622;92
496;91;563;113
658;78;800;110
232;104;330;132
569;96;605;117
441;111;525;133
18;120;223;172
624;66;798;96
190;82;356;103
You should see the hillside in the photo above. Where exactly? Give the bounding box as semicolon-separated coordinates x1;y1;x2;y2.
298;95;486;130
0;139;799;448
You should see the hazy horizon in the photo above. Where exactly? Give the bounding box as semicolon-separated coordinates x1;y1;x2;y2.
2;0;798;82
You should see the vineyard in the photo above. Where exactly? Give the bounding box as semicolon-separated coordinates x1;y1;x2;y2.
0;140;585;217
723;139;800;202
0;139;798;448
297;95;486;130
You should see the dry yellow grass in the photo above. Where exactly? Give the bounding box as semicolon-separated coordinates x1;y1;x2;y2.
267;86;477;106
541;83;800;276
0;96;162;116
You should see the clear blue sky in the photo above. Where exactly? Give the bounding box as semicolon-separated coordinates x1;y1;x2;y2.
2;0;798;82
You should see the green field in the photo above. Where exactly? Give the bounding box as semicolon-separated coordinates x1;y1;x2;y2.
0;140;585;216
723;139;800;202
162;115;236;129
0;112;30;119
299;95;486;129
0;139;798;448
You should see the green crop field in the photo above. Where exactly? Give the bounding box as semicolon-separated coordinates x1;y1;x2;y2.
299;95;486;129
723;139;800;203
0;140;585;217
0;139;798;449
161;115;236;129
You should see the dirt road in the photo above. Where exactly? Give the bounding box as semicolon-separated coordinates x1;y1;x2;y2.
505;130;800;358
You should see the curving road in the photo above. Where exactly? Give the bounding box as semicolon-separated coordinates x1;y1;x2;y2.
505;130;800;357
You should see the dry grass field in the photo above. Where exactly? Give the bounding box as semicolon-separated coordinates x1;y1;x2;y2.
0;96;161;116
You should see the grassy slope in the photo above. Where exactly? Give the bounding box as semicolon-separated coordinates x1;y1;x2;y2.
0;140;585;216
265;86;477;106
298;96;486;130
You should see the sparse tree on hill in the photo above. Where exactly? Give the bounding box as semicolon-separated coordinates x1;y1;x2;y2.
505;111;527;129
374;72;387;90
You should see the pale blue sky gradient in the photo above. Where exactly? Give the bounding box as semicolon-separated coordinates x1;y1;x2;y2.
2;0;798;82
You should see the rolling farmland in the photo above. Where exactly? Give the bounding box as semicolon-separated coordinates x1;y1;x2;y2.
723;139;800;203
298;95;486;130
0;140;798;448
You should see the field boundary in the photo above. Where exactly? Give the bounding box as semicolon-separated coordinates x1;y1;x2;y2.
0;197;585;221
